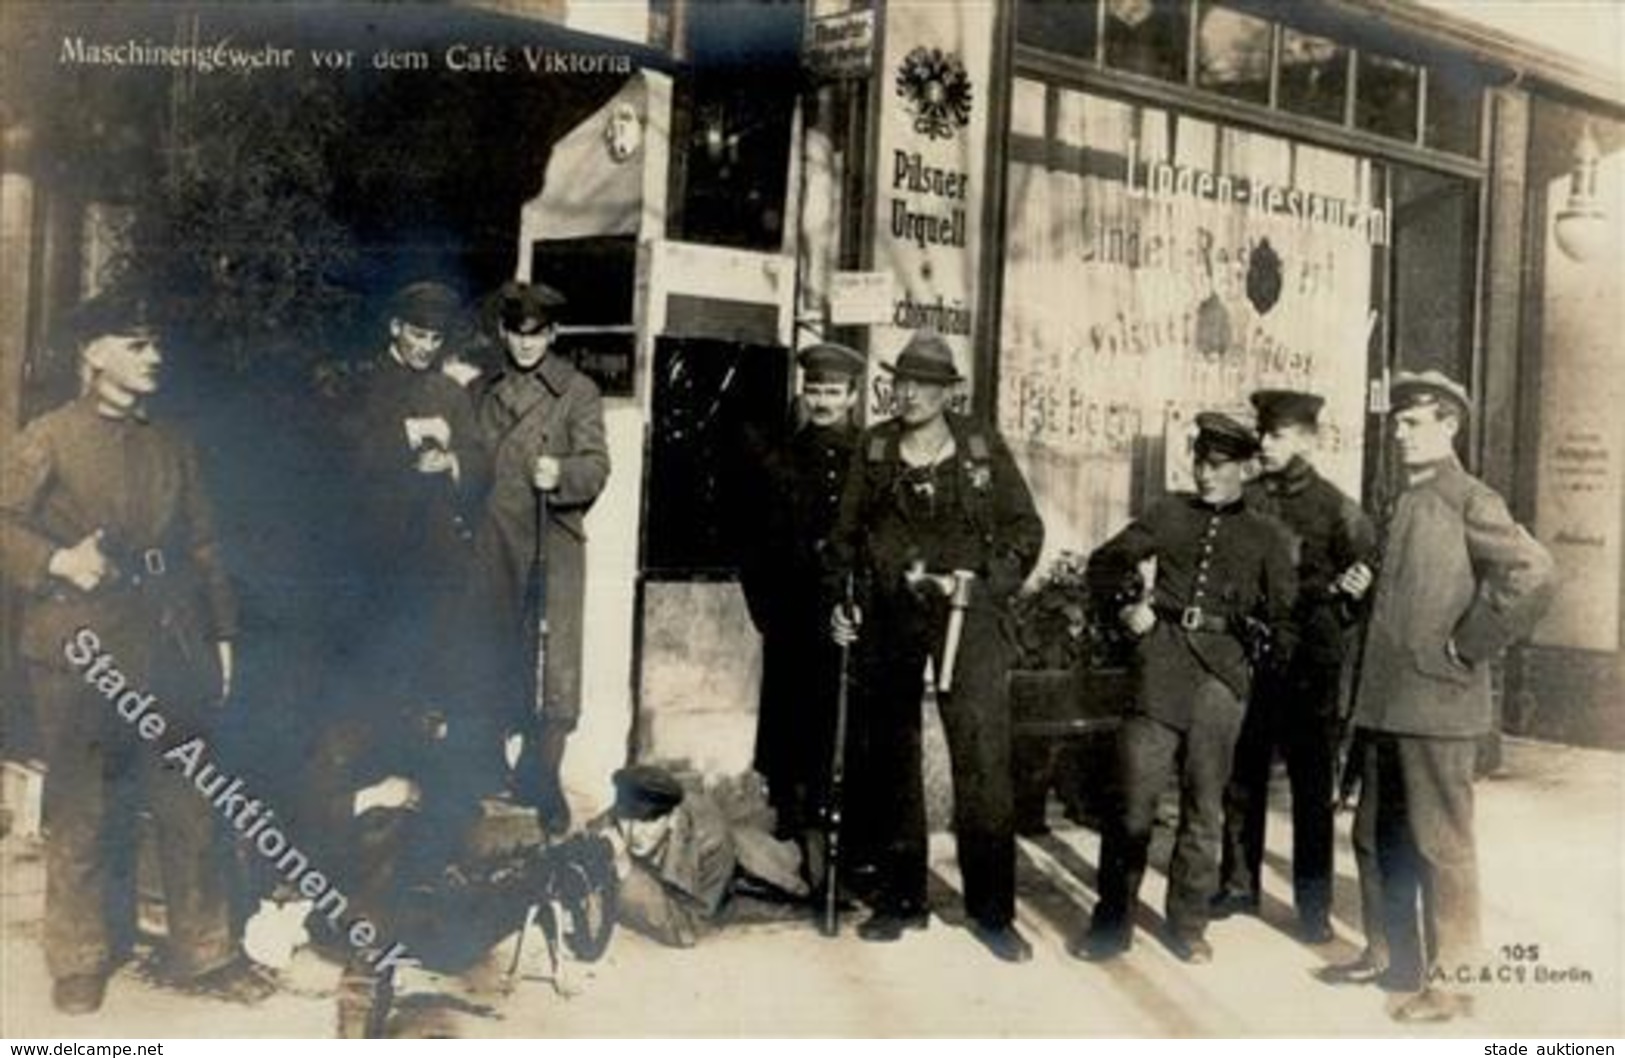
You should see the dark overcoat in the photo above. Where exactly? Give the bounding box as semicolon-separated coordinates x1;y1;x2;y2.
467;354;609;728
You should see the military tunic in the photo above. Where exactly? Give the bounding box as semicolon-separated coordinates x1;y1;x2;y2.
739;421;857;835
1087;494;1297;944
1220;457;1376;926
0;396;241;983
825;413;1043;927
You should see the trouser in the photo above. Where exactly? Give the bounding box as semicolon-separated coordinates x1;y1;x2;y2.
30;662;237;982
863;597;1016;927
1219;655;1341;924
1091;677;1245;943
1351;731;1481;992
753;610;847;837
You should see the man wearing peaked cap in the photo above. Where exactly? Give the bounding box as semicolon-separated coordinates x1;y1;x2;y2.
1388;368;1472;418
459;279;609;838
825;330;1045;963
1318;369;1555;1023
1214;389;1376;945
739;340;867;890
1074;409;1297;965
389;280;463;336
1;291;275;1013
492;278;567;336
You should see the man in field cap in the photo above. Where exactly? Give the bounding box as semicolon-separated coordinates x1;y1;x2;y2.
1214;389;1376;944
1074;411;1297;965
826;330;1045;962
1319;370;1554;1023
463;279;608;837
0;291;274;1012
740;341;867;894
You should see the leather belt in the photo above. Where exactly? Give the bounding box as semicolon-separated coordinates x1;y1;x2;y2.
1152;603;1233;635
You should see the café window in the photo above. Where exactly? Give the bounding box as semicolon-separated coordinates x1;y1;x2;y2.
1279;28;1349;125
1197;2;1272;105
1000;81;1393;552
1017;1;1489;161
1356;52;1421;142
1104;0;1189;82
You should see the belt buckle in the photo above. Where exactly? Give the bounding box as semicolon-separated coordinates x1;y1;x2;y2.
1180;606;1204;631
142;548;166;576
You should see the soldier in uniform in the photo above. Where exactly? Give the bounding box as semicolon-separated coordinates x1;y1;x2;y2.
463;280;610;836
1316;371;1553;1023
1213;390;1377;943
0;295;274;1013
739;342;864;873
1073;414;1297;964
827;331;1044;963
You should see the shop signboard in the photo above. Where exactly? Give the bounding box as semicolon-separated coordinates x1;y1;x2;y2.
866;0;996;419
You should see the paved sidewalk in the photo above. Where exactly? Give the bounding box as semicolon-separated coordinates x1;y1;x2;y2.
2;737;1620;1037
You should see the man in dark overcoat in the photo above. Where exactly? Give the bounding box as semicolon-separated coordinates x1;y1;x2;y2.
1214;389;1377;943
826;331;1044;963
342;280;489;715
0;295;273;1013
1317;371;1554;1023
739;342;864;866
1073;413;1297;965
464;280;610;836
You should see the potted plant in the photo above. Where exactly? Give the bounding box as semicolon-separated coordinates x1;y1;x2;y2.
1007;551;1136;834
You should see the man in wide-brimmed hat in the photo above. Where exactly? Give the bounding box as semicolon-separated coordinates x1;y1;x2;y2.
462;279;610;837
826;331;1045;962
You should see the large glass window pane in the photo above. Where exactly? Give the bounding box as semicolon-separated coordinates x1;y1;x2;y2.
1017;0;1100;60
1197;2;1272;105
1426;61;1484;157
1279;27;1348;124
1357;52;1420;141
1104;0;1188;83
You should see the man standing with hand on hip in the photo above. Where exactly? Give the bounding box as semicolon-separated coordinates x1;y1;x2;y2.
1073;413;1297;966
1318;370;1554;1024
0;294;273;1014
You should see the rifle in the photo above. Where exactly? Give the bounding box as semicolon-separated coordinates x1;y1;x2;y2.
821;574;855;937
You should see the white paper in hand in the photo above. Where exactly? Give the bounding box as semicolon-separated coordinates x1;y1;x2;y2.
403;415;452;451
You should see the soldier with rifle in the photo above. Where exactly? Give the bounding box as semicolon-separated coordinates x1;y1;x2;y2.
826;331;1044;963
738;342;867;914
463;280;610;836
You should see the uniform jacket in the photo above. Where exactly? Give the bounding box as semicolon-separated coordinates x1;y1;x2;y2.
826;413;1043;616
1353;456;1554;739
0;397;236;701
1092;494;1298;724
737;418;857;811
467;354;610;723
1243;457;1377;665
739;420;857;634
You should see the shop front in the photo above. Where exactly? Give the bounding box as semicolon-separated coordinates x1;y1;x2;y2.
799;0;1622;750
